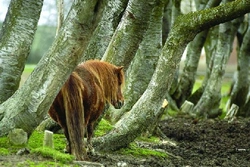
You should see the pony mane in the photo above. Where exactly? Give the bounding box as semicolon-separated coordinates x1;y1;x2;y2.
81;60;124;104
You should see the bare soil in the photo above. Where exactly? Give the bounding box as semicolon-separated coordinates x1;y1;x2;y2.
1;117;250;167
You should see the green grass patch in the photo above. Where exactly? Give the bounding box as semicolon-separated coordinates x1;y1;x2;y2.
118;142;167;158
0;148;9;155
26;131;74;164
23;119;112;163
136;136;161;143
0;135;24;154
0;135;9;148
94;119;114;137
27;130;72;162
17;158;72;167
32;147;74;163
53;133;68;151
28;131;44;149
28;130;66;151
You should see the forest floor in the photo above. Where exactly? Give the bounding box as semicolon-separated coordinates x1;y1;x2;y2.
1;117;250;167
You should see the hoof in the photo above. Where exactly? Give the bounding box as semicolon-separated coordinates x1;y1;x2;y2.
64;144;70;154
87;144;95;155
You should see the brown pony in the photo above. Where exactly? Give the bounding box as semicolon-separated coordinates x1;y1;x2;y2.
48;60;124;160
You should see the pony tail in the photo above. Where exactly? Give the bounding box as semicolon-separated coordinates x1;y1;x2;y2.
61;72;87;160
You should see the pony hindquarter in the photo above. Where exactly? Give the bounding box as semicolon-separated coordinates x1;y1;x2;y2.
48;60;125;160
49;71;86;160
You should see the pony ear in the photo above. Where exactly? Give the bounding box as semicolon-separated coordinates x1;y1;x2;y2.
115;66;124;73
117;66;124;71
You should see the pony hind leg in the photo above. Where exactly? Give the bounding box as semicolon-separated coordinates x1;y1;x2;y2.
63;127;71;154
86;122;95;155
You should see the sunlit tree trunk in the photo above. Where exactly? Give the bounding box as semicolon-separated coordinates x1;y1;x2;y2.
0;0;101;136
94;0;250;151
0;0;43;104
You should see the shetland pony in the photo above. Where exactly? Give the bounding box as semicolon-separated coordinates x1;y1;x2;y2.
48;60;124;160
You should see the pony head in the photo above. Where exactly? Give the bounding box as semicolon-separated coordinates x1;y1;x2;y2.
112;66;125;109
82;60;125;109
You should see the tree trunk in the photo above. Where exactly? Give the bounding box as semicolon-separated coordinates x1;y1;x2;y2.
164;0;183;111
108;0;166;122
82;0;128;60
230;15;250;117
187;0;223;105
94;0;250;151
193;3;243;117
0;0;101;136
188;25;219;104
102;0;159;70
172;0;221;107
0;0;43;104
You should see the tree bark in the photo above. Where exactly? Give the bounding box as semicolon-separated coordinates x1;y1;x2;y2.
231;15;250;116
82;0;128;60
188;25;219;104
172;0;221;107
193;2;243;117
165;0;181;109
108;0;166;122
102;0;159;70
94;0;250;151
0;0;43;104
0;0;101;136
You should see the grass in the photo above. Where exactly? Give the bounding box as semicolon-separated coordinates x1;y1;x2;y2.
94;119;114;137
117;142;167;158
136;136;161;143
116;136;168;158
32;147;74;164
0;135;25;155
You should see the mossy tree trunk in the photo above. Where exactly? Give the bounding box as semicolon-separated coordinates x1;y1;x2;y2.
172;0;221;107
0;0;43;104
229;15;250;117
94;0;250;151
0;0;102;136
163;0;181;111
192;0;244;117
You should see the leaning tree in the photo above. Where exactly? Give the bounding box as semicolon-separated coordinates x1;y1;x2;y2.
0;0;250;154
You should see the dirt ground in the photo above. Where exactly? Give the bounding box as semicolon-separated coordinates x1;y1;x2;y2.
1;117;250;167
